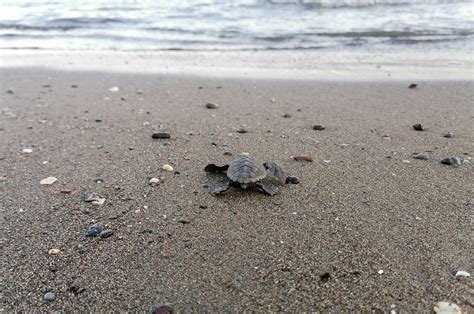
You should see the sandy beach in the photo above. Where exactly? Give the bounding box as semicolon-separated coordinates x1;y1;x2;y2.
0;68;473;312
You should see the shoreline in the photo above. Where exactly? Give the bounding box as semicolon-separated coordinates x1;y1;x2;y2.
1;49;473;81
1;68;472;312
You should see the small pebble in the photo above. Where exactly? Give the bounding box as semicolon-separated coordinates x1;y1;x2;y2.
320;272;331;282
313;124;325;130
236;127;248;134
152;132;171;139
199;205;208;209
60;189;72;195
455;270;470;278
270;98;276;103
108;86;119;92
22;148;33;154
408;83;418;89
149;178;160;185
414;152;429;160
95;119;102;122
285;176;300;184
40;177;57;185
413;123;424;131
69;285;86;295
48;248;60;255
93;176;104;183
99;229;114;238
162;164;174;172
86;223;103;237
153;304;173;314
71;84;78;88
121;97;127;101
283;113;291;118
440;157;461;166
43;292;56;302
293;156;313;162
433;301;461;314
84;192;105;205
6;89;14;94
443;132;455;138
205;102;219;109
378;269;384;275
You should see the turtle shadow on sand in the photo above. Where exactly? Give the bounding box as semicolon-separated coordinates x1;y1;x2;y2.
204;154;299;196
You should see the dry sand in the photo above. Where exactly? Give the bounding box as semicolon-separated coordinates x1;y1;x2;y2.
0;68;473;312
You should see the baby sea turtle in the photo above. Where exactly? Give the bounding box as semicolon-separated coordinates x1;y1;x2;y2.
204;154;295;196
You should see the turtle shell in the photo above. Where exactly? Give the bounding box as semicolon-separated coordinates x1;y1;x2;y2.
226;155;266;184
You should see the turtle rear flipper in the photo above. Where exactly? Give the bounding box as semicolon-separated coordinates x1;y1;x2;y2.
205;164;229;173
213;180;230;194
263;161;285;184
256;182;278;196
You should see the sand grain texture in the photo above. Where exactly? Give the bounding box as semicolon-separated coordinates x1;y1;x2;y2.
0;69;473;312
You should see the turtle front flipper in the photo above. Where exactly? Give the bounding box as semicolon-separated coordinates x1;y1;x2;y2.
204;164;229;173
213;180;230;194
263;161;286;184
256;182;278;196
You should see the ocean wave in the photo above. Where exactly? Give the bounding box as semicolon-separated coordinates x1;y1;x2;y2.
265;0;470;8
0;23;78;31
49;17;134;25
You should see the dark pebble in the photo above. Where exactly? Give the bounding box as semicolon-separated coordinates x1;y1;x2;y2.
408;83;418;89
153;304;173;314
414;152;429;160
95;119;102;122
413;123;424;131
121;97;127;101
199;205;208;209
224;152;232;156
141;228;153;234
178;219;191;224
440;156;461;166
236;128;248;134
69;285;86;294
285;176;300;184
42;84;51;88
313;124;325;130
152;132;171;139
320;272;331;283
43;292;56;301
283;113;291;118
6;89;14;94
86;223;103;237
205;102;219;109
99;229;114;238
71;85;78;88
443;132;455;138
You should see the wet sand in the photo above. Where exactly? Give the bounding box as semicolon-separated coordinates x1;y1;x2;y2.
0;68;473;312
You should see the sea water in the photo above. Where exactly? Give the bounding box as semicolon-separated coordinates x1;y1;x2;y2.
0;0;472;52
